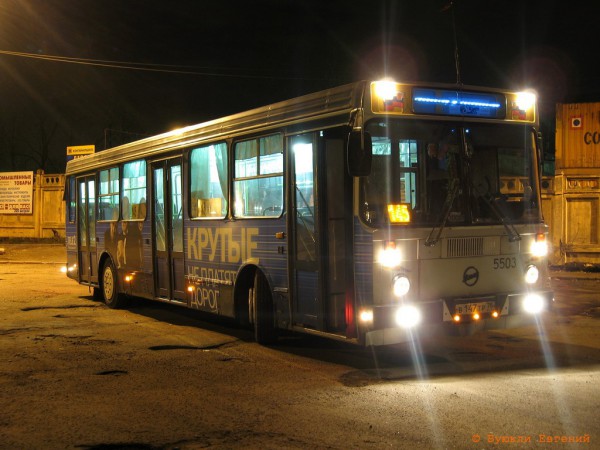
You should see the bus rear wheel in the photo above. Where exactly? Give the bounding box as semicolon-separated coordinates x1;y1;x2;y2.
101;260;128;309
251;270;277;344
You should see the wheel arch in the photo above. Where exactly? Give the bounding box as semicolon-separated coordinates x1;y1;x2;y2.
98;252;129;308
97;251;119;291
233;262;274;325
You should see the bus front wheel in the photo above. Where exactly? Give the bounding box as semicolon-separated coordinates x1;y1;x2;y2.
251;270;277;344
101;260;128;309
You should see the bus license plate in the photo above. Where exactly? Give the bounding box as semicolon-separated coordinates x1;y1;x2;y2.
455;301;495;315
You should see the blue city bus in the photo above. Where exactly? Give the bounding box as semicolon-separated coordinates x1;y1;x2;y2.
65;80;553;345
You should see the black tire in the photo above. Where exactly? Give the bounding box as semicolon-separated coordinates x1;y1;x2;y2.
252;271;277;344
101;260;128;309
92;287;103;301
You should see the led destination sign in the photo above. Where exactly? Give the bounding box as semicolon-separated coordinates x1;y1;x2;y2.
412;88;506;119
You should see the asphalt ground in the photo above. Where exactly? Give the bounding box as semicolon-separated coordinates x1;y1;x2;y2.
0;243;66;265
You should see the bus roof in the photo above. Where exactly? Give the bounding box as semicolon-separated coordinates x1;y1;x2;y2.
65;81;366;175
66;79;537;175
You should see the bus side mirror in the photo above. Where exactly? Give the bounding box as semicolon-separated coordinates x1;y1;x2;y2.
536;131;544;174
347;130;372;177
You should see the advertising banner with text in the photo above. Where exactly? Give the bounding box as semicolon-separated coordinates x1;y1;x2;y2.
0;171;34;214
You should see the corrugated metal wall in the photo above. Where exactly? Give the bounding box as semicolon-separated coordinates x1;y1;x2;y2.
549;102;600;265
556;102;600;169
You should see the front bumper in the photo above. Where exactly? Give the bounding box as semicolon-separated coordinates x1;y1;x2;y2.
362;290;554;346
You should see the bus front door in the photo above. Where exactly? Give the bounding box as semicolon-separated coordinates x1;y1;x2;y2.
290;133;351;334
77;176;98;286
290;135;321;329
152;159;186;302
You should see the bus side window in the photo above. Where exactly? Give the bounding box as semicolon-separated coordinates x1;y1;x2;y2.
98;167;120;221
189;142;228;218
122;159;147;221
233;134;283;218
132;198;146;219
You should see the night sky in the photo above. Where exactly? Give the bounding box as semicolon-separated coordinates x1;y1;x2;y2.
1;0;598;172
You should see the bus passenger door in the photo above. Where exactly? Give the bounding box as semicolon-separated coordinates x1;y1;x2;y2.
152;158;186;302
290;135;321;329
290;133;351;334
77;176;98;285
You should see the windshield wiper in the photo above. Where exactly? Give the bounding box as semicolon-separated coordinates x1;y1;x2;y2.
425;178;459;246
477;189;521;242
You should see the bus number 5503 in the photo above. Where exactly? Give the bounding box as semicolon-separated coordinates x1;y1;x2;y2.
493;257;517;270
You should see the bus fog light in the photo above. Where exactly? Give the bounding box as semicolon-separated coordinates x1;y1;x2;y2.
525;265;539;284
523;294;545;314
395;305;422;328
393;275;410;297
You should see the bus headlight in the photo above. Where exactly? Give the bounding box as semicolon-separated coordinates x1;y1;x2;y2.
523;294;545;314
530;233;548;257
378;241;402;268
393;275;410;297
524;264;539;284
395;305;422;328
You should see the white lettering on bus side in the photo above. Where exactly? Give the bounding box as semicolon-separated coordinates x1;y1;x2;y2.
186;266;238;312
190;286;219;311
186;266;237;285
66;235;77;249
187;227;258;263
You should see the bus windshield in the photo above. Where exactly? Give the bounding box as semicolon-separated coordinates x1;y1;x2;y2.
361;120;542;227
